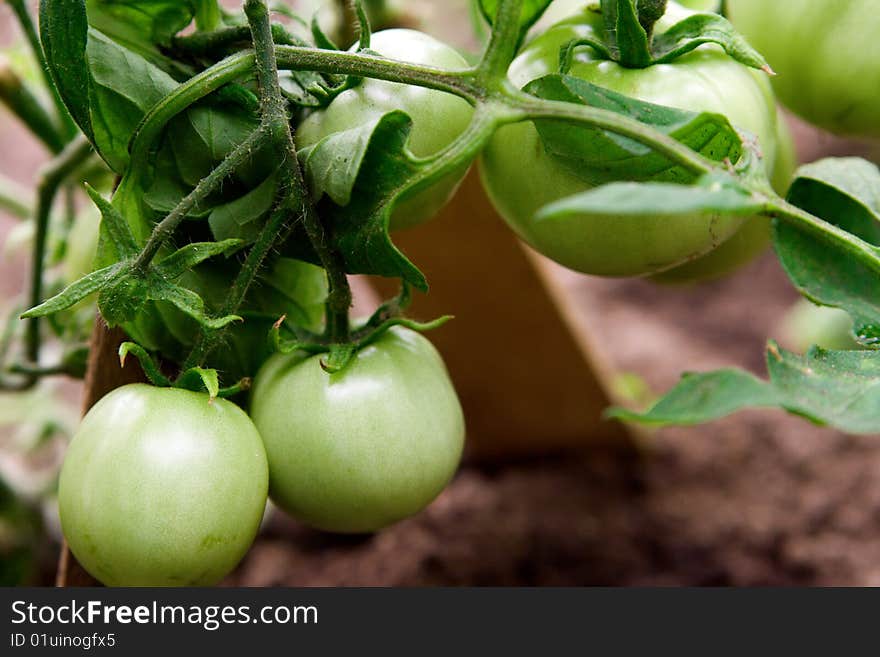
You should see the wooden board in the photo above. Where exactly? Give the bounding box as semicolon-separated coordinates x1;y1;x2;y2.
370;169;632;459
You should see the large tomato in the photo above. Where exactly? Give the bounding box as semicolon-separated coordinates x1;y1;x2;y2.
250;327;465;534
727;0;880;137
295;29;474;230
480;2;784;278
59;385;268;586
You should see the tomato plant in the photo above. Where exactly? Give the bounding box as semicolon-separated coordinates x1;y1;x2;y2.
481;1;785;277
59;384;268;586
727;0;880;138
2;0;880;588
251;326;464;533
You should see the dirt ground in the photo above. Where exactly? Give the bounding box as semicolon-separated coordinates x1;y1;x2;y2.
4;2;880;587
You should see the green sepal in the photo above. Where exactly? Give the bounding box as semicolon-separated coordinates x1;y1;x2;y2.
118;341;171;387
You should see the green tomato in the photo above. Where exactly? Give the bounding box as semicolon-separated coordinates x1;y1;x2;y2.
296;29;474;230
250;327;464;534
783;299;861;352
727;0;880;137
59;384;268;586
480;3;782;277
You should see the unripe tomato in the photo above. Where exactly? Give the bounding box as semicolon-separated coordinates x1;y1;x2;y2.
727;0;880;137
480;3;783;277
59;385;268;586
250;327;464;533
296;29;474;230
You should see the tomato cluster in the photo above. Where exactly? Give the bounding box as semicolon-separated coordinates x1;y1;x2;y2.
57;0;869;587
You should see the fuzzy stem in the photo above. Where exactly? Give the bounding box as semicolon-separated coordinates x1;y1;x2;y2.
247;0;352;343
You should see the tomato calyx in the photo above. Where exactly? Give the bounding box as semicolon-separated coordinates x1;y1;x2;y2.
118;341;251;400
573;0;772;72
269;284;451;373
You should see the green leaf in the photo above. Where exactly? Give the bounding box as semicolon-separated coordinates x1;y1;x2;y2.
21;263;125;319
524;74;743;185
155;239;243;278
85;0;204;77
478;0;554;35
86;28;178;172
613;343;880;434
39;0;94;141
208;171;279;242
118;342;171;386
145;277;241;330
300;118;381;207
294;111;428;290
609;368;778;426
536;172;766;222
651;14;772;70
775;158;880;348
85;185;139;257
176;367;220;398
603;0;652;67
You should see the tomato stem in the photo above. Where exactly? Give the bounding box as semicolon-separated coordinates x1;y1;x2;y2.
768;198;880;278
476;0;525;89
0;59;66;154
25;136;93;373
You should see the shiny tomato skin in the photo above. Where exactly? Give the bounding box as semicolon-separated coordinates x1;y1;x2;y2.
59;384;268;586
727;0;880;137
250;327;464;534
480;3;782;278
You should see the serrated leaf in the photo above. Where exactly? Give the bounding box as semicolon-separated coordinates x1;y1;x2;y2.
612;343;880;434
651;14;772;71
21;263;124;319
85;185;139;257
98;272;149;325
147;278;241;330
156;239;244;278
775;158;880;348
524;74;743;185
536;172;766;222
293;110;427;290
